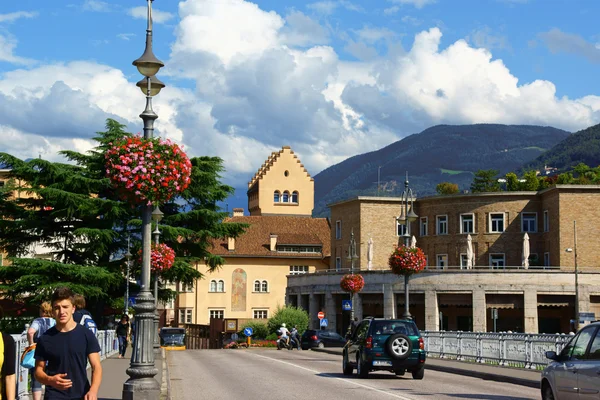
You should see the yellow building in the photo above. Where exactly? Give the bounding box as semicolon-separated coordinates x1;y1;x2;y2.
175;146;330;325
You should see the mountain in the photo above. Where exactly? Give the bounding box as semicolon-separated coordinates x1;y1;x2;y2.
313;124;570;217
520;123;600;173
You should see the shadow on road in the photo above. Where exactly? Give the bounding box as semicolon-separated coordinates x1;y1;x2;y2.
443;395;533;400
317;372;399;380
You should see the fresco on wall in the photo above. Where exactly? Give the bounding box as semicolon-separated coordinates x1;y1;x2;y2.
231;268;247;311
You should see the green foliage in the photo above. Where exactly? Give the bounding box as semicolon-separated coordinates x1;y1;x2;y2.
239;321;269;339
521;170;540;191
267;306;309;335
557;173;573;184
470;169;500;193
505;173;520;191
435;182;459;195
265;333;278;341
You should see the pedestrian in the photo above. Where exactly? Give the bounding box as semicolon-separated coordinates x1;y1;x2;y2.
115;315;130;359
0;322;16;400
34;287;102;400
27;301;56;400
73;294;98;334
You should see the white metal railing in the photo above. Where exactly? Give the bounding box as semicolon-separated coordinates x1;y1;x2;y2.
12;330;118;400
422;331;573;370
311;266;565;274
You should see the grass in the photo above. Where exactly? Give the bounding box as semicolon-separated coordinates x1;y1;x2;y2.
440;168;470;175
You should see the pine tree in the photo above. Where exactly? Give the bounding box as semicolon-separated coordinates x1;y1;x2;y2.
470;169;501;193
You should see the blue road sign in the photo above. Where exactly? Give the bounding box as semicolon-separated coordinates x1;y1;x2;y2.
243;327;254;336
128;296;136;306
320;318;328;328
342;300;352;311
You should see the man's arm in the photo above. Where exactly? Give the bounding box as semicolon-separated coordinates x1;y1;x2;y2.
85;352;102;400
5;373;15;400
34;360;72;390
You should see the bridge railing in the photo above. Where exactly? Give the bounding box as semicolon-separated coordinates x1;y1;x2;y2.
422;330;573;370
12;330;118;400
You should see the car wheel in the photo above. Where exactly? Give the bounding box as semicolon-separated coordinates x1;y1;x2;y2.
357;353;369;379
411;365;425;380
386;334;413;360
317;342;325;349
301;346;308;350
542;382;555;400
342;351;353;375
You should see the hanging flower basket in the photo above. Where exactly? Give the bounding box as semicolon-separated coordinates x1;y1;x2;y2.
340;274;365;294
105;135;192;205
388;245;426;276
138;243;176;273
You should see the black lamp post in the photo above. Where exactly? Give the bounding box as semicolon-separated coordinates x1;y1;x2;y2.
123;1;164;399
396;172;418;319
346;229;359;323
152;206;163;354
124;237;132;315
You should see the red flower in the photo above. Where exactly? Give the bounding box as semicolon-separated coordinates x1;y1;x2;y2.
388;245;426;276
340;274;365;294
138;243;176;273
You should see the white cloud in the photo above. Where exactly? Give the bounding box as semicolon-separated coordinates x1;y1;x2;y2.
539;28;600;64
117;33;135;41
307;1;363;15
467;26;510;51
355;27;396;43
384;6;400;15
280;11;329;47
388;0;436;9
0;11;38;23
82;0;111;12
0;34;35;65
128;6;174;24
401;15;422;26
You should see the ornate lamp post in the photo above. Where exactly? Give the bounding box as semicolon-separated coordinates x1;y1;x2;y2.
123;1;164;399
346;229;359;321
152;206;163;354
396;173;418;319
124;237;132;315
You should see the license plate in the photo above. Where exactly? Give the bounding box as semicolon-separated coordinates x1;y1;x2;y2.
373;360;392;366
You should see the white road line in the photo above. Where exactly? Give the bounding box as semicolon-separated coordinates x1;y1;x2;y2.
249;352;415;400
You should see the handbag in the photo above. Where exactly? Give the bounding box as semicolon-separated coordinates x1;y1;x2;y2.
20;344;36;369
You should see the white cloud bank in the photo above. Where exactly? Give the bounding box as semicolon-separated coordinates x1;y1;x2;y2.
0;0;599;187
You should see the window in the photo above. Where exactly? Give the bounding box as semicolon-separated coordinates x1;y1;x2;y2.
489;213;505;233
396;221;407;236
209;280;217;292
544;252;550;267
543;210;549;232
336;220;342;239
586;328;600;360
560;327;595;360
216;280;224;292
290;265;309;275
178;309;193;324
282;191;290;202
420;217;428;236
436;215;448;235
489;254;505;268
208;280;222;293
254;310;268;319
254;280;261;292
436;254;448;268
460;254;468;268
183;282;194;293
209;310;224;320
261;280;268;292
274;191;281;203
335;257;341;271
291;191;298;203
277;245;321;253
460;214;474;234
521;212;537;233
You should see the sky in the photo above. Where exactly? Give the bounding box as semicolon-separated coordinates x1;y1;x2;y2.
1;0;600;209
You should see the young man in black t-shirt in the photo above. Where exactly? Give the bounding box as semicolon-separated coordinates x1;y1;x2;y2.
1;331;16;400
34;288;102;400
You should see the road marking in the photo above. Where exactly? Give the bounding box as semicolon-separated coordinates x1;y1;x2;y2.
249;352;415;400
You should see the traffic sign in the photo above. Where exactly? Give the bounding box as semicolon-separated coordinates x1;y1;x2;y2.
243;327;254;337
318;311;325;320
342;300;352;311
580;312;596;322
320;318;328;328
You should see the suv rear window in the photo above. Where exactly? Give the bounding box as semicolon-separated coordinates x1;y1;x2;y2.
370;321;419;336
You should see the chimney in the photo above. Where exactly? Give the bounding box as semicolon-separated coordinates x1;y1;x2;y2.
233;208;244;217
228;237;235;251
270;234;278;252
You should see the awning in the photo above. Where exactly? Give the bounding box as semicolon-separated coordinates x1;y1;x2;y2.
537;295;573;308
486;294;523;309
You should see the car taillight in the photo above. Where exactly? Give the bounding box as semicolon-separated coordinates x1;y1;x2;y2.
366;336;373;349
311;335;318;341
419;337;424;350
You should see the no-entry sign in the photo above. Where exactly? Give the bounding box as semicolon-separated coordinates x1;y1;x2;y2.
318;311;325;320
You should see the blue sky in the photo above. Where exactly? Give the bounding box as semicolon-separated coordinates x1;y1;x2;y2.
1;0;600;209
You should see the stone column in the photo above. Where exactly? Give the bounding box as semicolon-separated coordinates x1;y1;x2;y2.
354;293;363;322
523;289;538;334
309;293;319;330
472;290;487;332
325;291;336;332
424;290;438;331
297;294;303;310
383;284;396;319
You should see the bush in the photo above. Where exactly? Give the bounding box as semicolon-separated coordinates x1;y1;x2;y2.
239;321;269;339
265;333;278;341
267;305;309;335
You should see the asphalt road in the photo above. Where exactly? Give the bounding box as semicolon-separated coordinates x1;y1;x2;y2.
168;349;541;400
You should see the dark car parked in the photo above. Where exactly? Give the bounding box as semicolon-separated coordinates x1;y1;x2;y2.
301;329;347;350
343;317;426;379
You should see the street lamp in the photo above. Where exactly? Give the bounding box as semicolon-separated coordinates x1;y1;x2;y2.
152;206;163;354
124;237;132;315
346;229;359;324
566;220;579;332
123;0;164;399
397;172;418;319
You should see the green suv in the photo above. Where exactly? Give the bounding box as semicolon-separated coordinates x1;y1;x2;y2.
343;317;426;379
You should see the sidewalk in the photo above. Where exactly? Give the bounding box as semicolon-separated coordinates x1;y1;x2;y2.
312;347;541;389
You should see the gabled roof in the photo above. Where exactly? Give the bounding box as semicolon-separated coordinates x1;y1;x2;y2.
210;215;330;258
247;146;313;189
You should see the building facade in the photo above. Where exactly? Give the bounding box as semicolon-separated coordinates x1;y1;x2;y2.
287;185;600;334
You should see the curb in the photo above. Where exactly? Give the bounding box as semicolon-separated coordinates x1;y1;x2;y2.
162;349;171;400
311;348;540;389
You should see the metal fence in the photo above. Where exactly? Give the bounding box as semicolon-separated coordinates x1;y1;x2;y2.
422;331;573;370
12;330;118;400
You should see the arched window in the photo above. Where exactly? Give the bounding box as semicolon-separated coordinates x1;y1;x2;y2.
254;280;261;292
217;280;224;292
282;191;290;202
274;191;281;203
261;280;268;292
209;280;217;292
291;191;299;203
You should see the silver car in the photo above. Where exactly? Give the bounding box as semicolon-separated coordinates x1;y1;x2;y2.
541;322;600;400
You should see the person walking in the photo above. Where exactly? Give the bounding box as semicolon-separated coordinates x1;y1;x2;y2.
34;287;102;400
27;302;55;400
115;315;130;359
0;326;16;400
73;294;98;334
